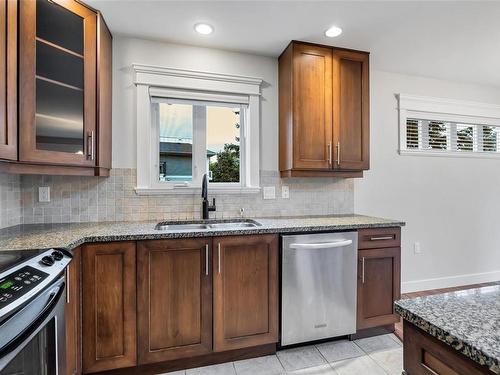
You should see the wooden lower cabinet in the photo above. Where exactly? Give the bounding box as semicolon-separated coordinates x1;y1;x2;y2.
81;241;137;373
403;321;490;375
213;235;279;352
357;246;401;330
65;247;81;375
137;239;212;364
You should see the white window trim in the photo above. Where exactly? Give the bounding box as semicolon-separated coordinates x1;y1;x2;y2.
133;64;262;195
397;94;500;159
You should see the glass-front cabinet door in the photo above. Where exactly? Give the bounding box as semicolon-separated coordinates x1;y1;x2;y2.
19;0;97;166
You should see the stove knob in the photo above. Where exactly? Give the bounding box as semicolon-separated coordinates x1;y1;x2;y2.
51;251;64;261
40;256;55;266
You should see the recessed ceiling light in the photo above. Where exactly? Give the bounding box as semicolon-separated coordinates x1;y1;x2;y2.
325;25;342;38
194;23;214;35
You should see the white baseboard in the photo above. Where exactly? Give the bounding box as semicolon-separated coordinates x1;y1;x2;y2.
401;270;500;293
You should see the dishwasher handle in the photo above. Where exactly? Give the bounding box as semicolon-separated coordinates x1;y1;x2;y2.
289;239;353;250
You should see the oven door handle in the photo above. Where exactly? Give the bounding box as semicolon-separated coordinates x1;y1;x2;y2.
0;278;65;357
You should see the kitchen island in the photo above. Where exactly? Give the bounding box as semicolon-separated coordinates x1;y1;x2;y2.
396;285;500;374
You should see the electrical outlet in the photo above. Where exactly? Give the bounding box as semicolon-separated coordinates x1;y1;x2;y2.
38;187;50;203
263;186;276;200
414;242;422;254
281;185;290;199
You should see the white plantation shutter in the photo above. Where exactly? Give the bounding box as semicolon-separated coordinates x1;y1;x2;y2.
404;118;500;155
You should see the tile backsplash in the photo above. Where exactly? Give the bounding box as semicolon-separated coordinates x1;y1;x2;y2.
1;169;353;225
0;174;22;229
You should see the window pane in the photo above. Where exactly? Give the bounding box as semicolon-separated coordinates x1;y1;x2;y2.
158;103;193;182
406;119;419;149
457;124;473;151
207;106;241;183
483;126;497;152
428;121;447;150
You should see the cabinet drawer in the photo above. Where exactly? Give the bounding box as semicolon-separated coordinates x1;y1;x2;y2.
358;227;401;249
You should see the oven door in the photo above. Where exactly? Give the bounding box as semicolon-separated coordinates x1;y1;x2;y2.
0;277;66;375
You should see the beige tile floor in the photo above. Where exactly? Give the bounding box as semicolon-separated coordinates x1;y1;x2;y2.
159;334;403;375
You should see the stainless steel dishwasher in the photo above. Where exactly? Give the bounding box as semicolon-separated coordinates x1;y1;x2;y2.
281;232;357;346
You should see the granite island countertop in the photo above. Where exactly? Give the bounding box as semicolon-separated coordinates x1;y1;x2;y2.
395;285;500;374
0;214;404;251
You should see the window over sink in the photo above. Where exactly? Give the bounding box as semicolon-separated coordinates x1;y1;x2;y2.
154;99;243;186
133;65;262;194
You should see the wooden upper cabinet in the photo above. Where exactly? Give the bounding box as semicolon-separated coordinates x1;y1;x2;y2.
0;0;112;175
279;41;369;177
213;234;278;352
19;0;96;167
96;13;112;172
0;0;17;161
82;242;137;373
333;49;370;170
289;43;333;170
137;239;212;364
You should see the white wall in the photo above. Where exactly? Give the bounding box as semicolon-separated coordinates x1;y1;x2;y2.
112;36;278;171
113;36;500;292
356;70;500;292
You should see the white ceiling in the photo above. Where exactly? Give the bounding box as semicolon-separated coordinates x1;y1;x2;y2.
86;1;500;88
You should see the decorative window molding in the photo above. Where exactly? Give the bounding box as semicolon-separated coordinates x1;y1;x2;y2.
398;94;500;159
134;64;262;195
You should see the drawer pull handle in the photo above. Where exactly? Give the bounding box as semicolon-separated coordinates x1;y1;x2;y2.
369;236;394;241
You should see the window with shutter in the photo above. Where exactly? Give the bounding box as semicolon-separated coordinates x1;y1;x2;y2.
398;94;500;159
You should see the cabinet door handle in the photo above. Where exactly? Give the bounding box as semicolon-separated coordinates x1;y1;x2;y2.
369;236;394;241
218;243;221;274
362;257;366;284
327;143;332;166
205;244;209;276
65;268;70;304
87;131;95;161
337;142;341;166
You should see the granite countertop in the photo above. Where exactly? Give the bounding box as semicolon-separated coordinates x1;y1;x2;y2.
395;286;500;374
0;214;404;251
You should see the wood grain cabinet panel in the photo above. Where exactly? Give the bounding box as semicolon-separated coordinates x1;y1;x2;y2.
332;49;369;171
292;43;333;170
279;41;370;177
96;13;112;172
0;0;17;161
403;321;491;375
213;235;278;352
137;239;212;364
82;242;137;373
357;247;401;330
65;247;81;375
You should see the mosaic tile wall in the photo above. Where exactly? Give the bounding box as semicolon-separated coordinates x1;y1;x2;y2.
0;174;22;229
1;169;353;225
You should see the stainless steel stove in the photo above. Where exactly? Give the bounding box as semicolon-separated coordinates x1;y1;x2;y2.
0;248;72;375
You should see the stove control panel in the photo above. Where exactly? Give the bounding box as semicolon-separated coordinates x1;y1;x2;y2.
0;266;49;306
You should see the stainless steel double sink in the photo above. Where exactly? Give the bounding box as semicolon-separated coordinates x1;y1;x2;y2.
155;219;261;231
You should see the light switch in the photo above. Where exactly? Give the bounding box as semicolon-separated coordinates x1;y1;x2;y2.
39;187;50;202
282;186;290;199
263;186;276;200
414;242;422;254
